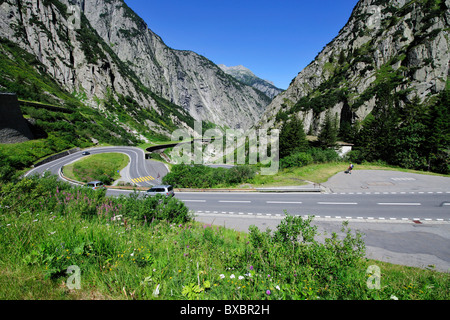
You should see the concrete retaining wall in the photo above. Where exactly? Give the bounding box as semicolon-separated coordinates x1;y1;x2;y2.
0;93;34;144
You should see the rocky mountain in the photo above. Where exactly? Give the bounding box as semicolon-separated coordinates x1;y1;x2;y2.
257;0;450;135
218;64;284;99
0;0;198;141
0;0;271;138
69;0;271;130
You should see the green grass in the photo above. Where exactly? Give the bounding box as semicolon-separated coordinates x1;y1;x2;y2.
63;153;129;184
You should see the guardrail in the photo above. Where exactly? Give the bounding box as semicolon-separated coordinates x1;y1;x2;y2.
33;148;80;168
19;99;75;113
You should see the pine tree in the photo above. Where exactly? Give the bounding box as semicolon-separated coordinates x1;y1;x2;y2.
279;116;309;159
318;110;338;149
424;89;450;173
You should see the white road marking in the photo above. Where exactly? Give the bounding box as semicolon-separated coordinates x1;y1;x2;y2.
377;203;422;206
317;202;358;205
266;201;303;204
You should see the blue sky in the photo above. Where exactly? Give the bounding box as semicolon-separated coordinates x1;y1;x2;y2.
124;0;359;90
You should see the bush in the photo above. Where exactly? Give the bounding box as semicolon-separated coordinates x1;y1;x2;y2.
114;192;190;225
248;214;366;298
163;164;256;188
0;175;190;225
345;149;365;164
226;165;257;184
308;147;340;163
280;152;314;169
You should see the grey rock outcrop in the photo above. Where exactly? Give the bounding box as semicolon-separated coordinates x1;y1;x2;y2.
66;0;271;129
0;0;182;138
0;93;34;144
0;0;270;135
258;0;449;134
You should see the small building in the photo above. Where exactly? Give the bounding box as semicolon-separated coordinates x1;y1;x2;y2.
336;141;354;158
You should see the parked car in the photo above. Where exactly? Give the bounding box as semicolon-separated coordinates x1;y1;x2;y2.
82;151;90;155
86;181;106;190
145;185;174;198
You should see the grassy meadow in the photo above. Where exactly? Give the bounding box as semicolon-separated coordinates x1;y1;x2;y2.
62;153;129;185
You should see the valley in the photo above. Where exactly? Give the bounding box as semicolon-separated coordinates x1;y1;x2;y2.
0;0;449;303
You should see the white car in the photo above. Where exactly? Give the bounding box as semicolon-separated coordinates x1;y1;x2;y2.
86;181;106;190
145;185;175;198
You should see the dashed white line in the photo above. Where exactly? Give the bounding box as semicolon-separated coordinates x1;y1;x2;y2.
193;211;449;223
318;202;358;205
219;200;251;203
377;203;422;206
266;201;303;204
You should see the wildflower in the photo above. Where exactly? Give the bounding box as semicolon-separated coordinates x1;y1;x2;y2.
249;266;254;271
153;284;160;297
266;290;271;295
390;295;398;300
230;274;235;279
220;274;225;279
276;285;280;291
49;231;56;235
238;276;244;280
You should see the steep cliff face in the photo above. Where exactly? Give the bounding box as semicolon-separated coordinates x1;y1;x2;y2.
258;0;450;134
70;0;271;129
0;0;196;139
0;0;270;138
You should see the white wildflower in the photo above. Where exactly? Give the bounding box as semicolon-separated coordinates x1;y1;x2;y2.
153;284;160;297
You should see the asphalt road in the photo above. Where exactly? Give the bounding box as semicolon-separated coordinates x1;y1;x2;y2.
25;146;169;187
175;192;450;222
26;147;450;223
